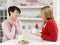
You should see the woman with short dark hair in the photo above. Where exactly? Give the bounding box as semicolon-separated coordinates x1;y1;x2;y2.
2;6;22;42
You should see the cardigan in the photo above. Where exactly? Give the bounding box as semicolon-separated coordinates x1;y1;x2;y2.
41;19;58;42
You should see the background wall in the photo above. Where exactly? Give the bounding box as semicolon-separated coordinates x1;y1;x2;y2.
57;0;60;41
53;0;60;41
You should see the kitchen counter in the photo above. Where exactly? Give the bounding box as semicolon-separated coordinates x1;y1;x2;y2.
0;29;60;45
0;39;60;45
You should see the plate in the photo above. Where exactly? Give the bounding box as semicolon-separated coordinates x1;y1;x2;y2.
18;40;29;44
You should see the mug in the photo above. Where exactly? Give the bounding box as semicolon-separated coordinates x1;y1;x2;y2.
31;28;37;34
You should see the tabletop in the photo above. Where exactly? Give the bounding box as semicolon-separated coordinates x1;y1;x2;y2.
0;39;60;45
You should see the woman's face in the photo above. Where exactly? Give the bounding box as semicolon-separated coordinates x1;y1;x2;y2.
41;11;45;20
10;10;20;20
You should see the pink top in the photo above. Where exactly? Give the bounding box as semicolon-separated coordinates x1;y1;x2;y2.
2;19;22;42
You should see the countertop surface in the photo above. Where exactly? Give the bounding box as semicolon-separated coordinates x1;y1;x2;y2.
0;39;60;45
0;29;60;45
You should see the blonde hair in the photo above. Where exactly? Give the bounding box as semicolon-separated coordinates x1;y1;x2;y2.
41;6;53;20
40;6;53;24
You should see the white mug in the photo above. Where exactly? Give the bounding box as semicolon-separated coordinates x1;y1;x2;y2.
31;28;37;34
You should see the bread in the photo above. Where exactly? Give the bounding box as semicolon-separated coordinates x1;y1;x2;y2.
18;40;29;44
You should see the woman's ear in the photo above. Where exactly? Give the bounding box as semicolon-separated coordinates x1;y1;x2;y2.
10;11;13;15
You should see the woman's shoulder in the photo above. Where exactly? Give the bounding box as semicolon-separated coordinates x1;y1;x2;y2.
47;19;56;25
48;19;55;22
16;20;22;24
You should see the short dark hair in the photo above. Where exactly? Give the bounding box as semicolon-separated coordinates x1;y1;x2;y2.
8;6;21;16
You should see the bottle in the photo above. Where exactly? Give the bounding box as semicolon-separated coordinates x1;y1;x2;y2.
35;23;38;30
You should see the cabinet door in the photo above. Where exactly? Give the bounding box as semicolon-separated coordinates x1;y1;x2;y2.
0;17;3;23
0;10;3;17
0;24;3;43
0;9;7;43
5;10;7;17
0;24;2;30
0;38;2;43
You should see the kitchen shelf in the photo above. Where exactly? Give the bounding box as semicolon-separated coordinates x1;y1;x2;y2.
0;37;2;39
16;5;53;8
16;6;44;8
0;7;6;10
0;16;7;17
0;30;2;32
19;18;42;21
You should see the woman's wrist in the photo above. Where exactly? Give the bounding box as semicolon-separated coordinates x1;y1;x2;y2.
39;32;42;36
34;32;42;36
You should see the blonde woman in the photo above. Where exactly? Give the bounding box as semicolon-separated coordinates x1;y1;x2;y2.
34;6;58;42
2;6;22;42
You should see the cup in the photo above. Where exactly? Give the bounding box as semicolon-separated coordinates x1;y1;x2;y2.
31;28;37;34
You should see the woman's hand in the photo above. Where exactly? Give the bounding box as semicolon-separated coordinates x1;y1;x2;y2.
34;31;42;36
8;19;17;26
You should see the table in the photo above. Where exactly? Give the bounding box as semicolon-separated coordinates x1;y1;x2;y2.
0;29;60;45
0;39;60;45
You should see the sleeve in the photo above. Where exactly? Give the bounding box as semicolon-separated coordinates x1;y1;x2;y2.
16;21;22;35
41;22;58;41
2;23;16;40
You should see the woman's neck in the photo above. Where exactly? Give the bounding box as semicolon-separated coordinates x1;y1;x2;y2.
44;19;47;25
9;17;16;21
